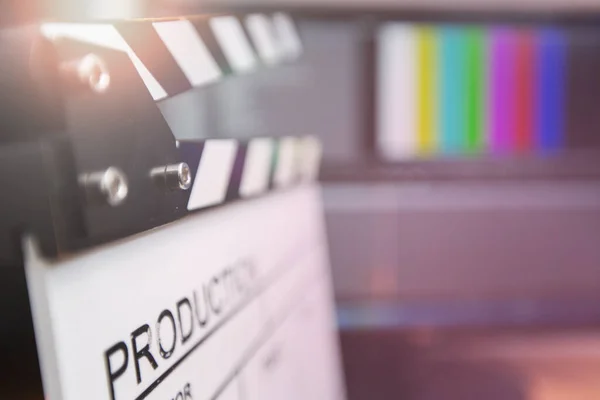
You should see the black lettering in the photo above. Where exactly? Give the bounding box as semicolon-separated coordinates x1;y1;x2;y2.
246;259;257;284
157;310;177;359
131;324;158;384
104;341;129;400
232;271;240;292
221;267;234;297
176;298;194;345
246;259;257;279
208;276;222;314
193;288;210;327
263;346;280;371
184;383;192;399
235;261;249;293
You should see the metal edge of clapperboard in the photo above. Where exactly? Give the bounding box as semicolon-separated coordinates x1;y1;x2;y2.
0;11;319;398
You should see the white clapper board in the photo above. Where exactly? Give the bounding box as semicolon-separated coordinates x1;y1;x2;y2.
24;185;346;400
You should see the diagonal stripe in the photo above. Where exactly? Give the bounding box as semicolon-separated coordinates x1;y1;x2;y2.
240;138;274;197
272;13;303;60
245;14;281;65
210;16;258;73
40;23;168;100
296;136;322;182
189;18;232;75
153;20;222;87
224;144;247;201
116;21;191;97
187;139;238;210
274;137;298;188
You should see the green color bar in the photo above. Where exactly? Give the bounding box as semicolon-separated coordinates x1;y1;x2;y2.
465;28;486;153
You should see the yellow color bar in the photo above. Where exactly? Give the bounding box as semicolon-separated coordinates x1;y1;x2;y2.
416;27;438;154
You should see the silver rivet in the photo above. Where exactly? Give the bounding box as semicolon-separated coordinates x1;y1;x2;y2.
60;54;110;94
79;167;128;206
150;162;192;191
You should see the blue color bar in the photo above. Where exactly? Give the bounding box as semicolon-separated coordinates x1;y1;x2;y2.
538;29;566;152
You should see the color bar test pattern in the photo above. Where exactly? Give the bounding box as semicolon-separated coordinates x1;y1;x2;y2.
377;23;567;160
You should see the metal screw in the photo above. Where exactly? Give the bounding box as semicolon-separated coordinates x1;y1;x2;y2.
79;167;128;206
60;53;110;94
150;163;192;191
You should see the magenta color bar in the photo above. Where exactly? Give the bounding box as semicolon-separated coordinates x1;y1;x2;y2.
490;29;516;154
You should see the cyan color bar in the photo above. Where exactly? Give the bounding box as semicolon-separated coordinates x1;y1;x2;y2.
440;27;466;154
538;29;566;152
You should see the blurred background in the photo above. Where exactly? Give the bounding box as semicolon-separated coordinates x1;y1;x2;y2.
6;0;600;398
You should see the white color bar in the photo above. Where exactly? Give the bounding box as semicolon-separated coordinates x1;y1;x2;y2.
245;14;281;65
40;23;168;100
153;20;222;87
272;13;303;60
187;139;238;210
210;16;258;73
377;23;417;160
274;137;298;188
240;138;274;198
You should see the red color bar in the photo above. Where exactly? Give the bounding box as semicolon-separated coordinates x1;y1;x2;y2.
515;30;536;152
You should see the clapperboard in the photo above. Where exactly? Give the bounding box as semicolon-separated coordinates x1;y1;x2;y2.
0;12;345;400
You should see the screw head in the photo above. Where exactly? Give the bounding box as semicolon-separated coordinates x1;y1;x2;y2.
177;163;192;190
99;167;128;206
150;162;192;191
76;54;110;93
80;167;128;207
